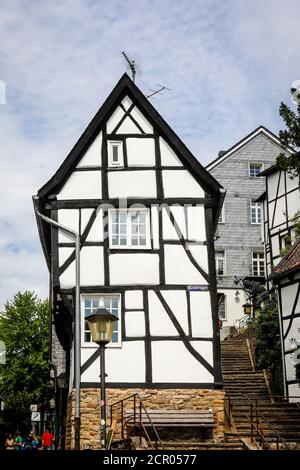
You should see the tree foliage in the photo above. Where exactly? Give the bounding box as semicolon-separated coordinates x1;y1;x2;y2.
254;296;281;370
276;100;300;178
0;292;51;430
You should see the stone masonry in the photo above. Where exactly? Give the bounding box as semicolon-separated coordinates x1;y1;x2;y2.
65;388;225;449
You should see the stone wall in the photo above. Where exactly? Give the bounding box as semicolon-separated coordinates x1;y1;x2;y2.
65;388;225;449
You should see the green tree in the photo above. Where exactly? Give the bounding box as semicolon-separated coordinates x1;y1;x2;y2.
0;291;51;431
276;99;300;178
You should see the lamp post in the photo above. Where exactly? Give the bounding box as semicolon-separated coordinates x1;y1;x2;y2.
57;373;67;450
85;308;118;450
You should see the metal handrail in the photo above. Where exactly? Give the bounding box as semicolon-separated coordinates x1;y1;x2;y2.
225;391;291;450
110;393;164;449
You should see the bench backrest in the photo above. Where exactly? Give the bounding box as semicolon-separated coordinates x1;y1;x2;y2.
124;409;214;427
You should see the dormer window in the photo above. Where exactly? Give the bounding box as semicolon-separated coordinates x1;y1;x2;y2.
108;141;124;167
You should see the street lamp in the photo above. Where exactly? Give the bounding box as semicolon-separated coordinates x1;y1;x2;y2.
85;307;118;450
243;303;252;316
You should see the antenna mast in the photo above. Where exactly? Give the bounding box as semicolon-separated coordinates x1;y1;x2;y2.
122;51;136;82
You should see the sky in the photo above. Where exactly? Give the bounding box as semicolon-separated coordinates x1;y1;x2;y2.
0;0;300;309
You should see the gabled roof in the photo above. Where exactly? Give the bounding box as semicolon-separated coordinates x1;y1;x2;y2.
38;73;222;198
272;239;300;281
206;125;294;171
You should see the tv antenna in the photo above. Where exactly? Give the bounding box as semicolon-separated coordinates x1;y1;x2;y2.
122;51;137;82
147;84;171;100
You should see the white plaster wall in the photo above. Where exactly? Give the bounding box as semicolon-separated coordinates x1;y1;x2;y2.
117;117;142;134
130;107;153;133
286;174;299;193
187;244;208;273
281;284;299;319
151;206;160;249
125;290;144;309
59;246;104;288
190;291;213;338
161;290;189;334
151;340;213;383
162;170;204;198
287;384;300;402
58;209;79;243
159;137;183;166
273;197;286;227
108;171;157;198
59;247;73;267
148;291;178;336
164;244;207;285
76;132;102;167
121;96;132;110
81;208;103;242
187;205;206;242
126;138;155;166
110;253;159;285
218;289;247;339
287;190;300;218
125;311;146;337
57;171;102;200
271;235;280;259
267;172;279;200
81;341;145;383
162;207;186;240
278;171;285;197
107;106;125;134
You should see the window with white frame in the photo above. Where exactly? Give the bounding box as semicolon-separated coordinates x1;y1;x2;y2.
252;252;265;277
218;205;225;224
108;141;124;167
251;200;262;224
82;294;121;345
218;294;226;320
109;209;150;248
249;162;263;177
216;251;225;276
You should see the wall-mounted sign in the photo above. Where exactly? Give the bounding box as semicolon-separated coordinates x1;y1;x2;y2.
187;285;209;292
31;411;41;422
30;404;38;412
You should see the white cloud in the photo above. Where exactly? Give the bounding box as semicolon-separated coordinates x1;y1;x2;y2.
0;0;299;308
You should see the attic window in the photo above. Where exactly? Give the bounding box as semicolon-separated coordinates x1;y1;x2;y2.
108;141;124;167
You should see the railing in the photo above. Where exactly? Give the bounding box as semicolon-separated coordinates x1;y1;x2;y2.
236;315;251;334
110;393;164;450
225;390;292;450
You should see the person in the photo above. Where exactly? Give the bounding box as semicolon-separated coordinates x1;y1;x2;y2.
5;433;15;450
14;432;23;450
41;428;54;450
29;431;39;450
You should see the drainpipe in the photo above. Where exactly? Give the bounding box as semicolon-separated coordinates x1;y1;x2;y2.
33;196;81;450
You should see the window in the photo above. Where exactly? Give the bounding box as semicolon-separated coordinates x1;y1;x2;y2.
219;205;225;224
249;162;263;177
109;209;151;248
108;141;124;167
218;294;226;320
251;200;262;224
252;252;265;277
216;251;225;276
82;295;121;345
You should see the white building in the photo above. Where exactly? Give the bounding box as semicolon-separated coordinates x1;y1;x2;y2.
34;73;225;447
259;159;300;400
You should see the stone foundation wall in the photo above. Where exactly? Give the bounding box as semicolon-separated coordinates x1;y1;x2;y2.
65;388;225;450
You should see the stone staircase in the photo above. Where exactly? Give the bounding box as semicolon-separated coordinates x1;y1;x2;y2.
222;335;300;447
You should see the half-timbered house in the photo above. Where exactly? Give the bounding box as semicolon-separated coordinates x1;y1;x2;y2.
34;73;225;448
259;159;300;401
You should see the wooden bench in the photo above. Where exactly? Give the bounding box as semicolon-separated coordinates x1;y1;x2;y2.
124;409;215;441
